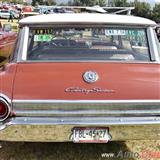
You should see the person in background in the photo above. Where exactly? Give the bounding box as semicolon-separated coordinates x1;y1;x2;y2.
8;10;14;23
18;9;22;21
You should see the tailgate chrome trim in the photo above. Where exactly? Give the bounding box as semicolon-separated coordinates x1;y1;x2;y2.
15;109;160;117
13;99;160;117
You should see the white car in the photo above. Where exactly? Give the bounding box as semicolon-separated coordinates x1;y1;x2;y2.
0;10;10;19
0;10;19;19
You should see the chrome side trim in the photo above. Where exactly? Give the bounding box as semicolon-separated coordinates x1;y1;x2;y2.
17;60;160;64
147;27;160;62
13;99;160;104
15;109;160;117
0;117;160;141
13;99;160;117
21;26;29;61
2;116;160;125
0;93;11;104
17;27;26;62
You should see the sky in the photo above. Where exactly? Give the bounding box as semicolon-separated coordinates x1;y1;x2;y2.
128;0;160;4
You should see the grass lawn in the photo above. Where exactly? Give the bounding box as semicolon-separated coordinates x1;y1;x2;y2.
0;140;159;160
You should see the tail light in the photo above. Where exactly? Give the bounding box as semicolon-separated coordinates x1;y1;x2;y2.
0;99;10;122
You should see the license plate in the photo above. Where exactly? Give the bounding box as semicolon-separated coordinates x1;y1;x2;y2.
72;127;111;143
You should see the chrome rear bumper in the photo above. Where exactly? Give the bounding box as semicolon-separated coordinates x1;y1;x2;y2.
0;116;160;142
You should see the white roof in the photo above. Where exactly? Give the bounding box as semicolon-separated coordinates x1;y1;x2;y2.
19;13;156;26
86;6;107;13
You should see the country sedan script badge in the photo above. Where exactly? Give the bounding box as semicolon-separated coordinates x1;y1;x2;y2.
83;71;99;83
65;87;115;94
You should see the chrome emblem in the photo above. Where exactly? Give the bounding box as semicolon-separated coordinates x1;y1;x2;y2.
83;71;99;83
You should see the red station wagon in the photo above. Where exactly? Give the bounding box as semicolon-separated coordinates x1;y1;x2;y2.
0;13;160;142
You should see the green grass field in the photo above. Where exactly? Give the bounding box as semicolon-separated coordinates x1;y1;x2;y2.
0;140;159;160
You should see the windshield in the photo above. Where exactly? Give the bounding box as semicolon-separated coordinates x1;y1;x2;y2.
27;26;150;61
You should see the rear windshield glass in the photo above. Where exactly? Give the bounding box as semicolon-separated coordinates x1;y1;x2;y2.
27;27;150;61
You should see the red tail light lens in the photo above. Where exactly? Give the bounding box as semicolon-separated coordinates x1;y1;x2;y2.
0;102;7;116
0;99;10;121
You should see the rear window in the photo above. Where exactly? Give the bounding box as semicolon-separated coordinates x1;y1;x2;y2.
27;26;150;61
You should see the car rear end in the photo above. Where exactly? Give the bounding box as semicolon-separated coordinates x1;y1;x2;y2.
0;14;160;142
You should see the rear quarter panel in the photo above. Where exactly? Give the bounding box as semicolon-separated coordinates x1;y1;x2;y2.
0;63;17;99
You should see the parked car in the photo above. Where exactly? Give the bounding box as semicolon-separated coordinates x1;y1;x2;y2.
0;13;160;142
0;10;10;19
0;22;17;66
0;9;19;19
52;7;75;13
20;12;39;19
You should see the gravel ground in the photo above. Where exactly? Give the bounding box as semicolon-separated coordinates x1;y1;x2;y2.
0;141;159;160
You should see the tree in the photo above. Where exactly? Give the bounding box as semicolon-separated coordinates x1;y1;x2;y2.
114;0;129;7
11;0;24;4
132;2;152;19
98;0;106;7
73;0;106;6
45;0;56;6
32;0;56;6
152;3;160;23
32;0;43;6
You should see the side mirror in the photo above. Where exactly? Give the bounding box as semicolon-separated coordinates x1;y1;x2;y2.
3;24;12;32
